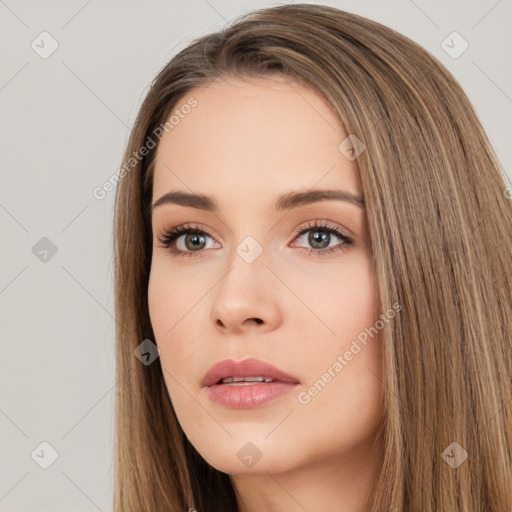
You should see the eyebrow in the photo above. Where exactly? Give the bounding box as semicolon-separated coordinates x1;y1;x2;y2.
151;188;365;213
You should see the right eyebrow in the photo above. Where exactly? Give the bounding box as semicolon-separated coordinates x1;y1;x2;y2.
152;191;216;211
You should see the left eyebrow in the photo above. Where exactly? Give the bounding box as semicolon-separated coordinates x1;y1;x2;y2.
275;189;365;210
151;188;365;213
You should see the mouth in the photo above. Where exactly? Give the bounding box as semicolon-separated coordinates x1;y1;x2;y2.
202;359;301;408
201;357;300;388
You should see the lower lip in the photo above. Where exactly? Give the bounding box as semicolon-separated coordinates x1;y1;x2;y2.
205;381;301;408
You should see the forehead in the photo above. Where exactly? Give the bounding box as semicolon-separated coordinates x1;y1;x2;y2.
152;76;361;205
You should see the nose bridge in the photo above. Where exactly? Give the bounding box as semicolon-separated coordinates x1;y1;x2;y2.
219;234;269;299
210;233;280;331
220;209;273;268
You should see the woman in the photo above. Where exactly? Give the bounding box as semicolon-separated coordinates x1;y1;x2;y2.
112;4;512;511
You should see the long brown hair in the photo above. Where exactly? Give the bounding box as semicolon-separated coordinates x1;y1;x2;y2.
112;4;512;510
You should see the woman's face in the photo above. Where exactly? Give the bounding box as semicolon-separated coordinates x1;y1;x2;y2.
148;75;383;476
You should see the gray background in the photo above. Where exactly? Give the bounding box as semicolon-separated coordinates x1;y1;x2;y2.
1;0;511;510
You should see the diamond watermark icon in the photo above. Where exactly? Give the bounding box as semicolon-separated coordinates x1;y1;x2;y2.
32;237;58;263
31;31;59;59
134;339;160;366
237;441;263;468
236;236;263;264
441;441;468;468
338;134;365;161
441;31;468;59
31;441;59;469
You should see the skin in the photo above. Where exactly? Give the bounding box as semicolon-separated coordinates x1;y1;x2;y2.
148;75;384;512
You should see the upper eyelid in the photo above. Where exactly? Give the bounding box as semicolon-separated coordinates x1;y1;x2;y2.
293;220;352;238
157;220;351;244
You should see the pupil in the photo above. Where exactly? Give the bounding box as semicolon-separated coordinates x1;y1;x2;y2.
309;231;329;249
186;233;205;251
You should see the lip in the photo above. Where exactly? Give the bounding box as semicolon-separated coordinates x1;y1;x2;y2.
201;357;300;387
201;357;301;409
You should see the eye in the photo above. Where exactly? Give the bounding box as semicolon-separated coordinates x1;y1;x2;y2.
290;220;353;257
155;220;353;259
155;223;218;259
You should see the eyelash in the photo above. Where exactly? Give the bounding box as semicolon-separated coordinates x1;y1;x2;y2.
155;220;353;259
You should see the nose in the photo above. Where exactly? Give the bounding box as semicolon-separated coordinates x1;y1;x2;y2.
210;259;282;335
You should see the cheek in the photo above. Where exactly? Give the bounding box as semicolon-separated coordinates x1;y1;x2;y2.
147;259;210;390
286;253;380;398
331;250;376;304
333;256;378;339
147;263;194;379
147;259;196;337
284;250;378;341
300;343;384;464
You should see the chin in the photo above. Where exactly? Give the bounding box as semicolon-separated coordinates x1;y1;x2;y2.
193;439;295;475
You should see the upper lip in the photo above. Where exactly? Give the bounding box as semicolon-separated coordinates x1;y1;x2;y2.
201;357;300;387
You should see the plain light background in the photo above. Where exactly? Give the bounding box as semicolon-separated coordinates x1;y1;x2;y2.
1;0;511;510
